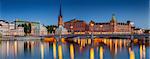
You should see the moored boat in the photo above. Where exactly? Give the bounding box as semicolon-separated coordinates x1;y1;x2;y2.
44;37;56;42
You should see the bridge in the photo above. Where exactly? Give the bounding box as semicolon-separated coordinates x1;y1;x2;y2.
43;34;150;39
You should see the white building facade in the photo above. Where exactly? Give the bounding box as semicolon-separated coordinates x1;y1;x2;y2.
0;20;48;36
0;20;10;36
39;24;48;36
0;20;24;36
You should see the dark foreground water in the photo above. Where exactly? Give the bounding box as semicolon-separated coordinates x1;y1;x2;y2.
0;39;149;59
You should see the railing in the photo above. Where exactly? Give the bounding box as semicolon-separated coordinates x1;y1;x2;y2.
48;34;150;39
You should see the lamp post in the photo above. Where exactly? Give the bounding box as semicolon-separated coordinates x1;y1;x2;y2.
53;27;56;35
90;23;94;39
100;25;103;34
70;26;73;35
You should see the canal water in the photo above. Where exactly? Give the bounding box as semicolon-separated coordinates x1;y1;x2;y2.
0;39;149;59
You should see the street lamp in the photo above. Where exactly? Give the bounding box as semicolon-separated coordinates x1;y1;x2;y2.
90;23;94;39
53;27;56;35
100;25;103;34
90;23;94;49
70;26;73;34
90;23;94;27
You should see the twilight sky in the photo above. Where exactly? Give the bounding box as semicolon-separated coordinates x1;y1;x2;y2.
0;0;149;29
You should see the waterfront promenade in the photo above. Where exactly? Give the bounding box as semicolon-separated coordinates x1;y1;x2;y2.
0;36;42;41
0;33;149;41
46;34;150;39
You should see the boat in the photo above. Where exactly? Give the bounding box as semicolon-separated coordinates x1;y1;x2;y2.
44;37;56;42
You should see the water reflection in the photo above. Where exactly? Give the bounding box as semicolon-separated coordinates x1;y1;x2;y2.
115;39;118;55
129;47;135;59
40;43;44;59
119;39;122;51
24;41;32;55
70;44;74;59
99;46;103;59
140;45;146;59
0;38;149;59
53;43;57;59
6;41;9;57
58;44;63;59
90;47;94;59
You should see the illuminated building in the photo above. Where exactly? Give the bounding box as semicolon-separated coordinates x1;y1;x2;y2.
64;19;88;34
39;24;48;36
14;19;40;36
133;28;144;34
14;19;47;36
64;14;135;34
0;20;24;36
89;14;133;34
0;20;10;35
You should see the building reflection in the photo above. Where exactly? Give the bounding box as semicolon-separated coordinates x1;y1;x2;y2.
119;39;122;51
40;43;44;59
123;40;126;47
24;41;32;54
0;38;149;59
109;39;112;51
99;46;103;59
129;47;135;59
58;44;63;59
53;43;57;59
6;41;9;57
70;44;74;59
90;47;94;59
24;41;36;56
14;41;18;56
140;45;146;59
31;41;35;55
110;40;116;59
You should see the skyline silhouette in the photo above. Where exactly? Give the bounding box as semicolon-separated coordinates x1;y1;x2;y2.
0;0;149;29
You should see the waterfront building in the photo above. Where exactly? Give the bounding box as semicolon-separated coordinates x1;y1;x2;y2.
14;19;26;29
88;14;133;34
133;28;144;34
30;22;40;36
64;14;136;34
0;20;24;36
64;19;88;34
0;20;10;35
14;19;41;36
143;29;150;34
9;22;24;36
9;26;24;36
9;22;15;29
40;24;48;36
0;19;47;36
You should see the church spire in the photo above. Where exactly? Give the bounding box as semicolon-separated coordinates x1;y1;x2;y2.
59;0;62;16
110;13;117;23
58;0;63;26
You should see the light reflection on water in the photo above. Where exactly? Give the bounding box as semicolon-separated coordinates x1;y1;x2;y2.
0;38;149;59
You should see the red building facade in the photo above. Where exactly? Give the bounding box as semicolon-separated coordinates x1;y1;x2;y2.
64;19;88;33
89;15;133;34
64;15;134;34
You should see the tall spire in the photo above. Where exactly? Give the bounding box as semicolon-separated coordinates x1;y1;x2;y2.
58;0;63;26
112;13;116;21
59;0;62;16
110;13;117;23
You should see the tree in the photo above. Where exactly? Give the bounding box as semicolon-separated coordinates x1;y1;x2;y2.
46;25;57;34
24;23;31;36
